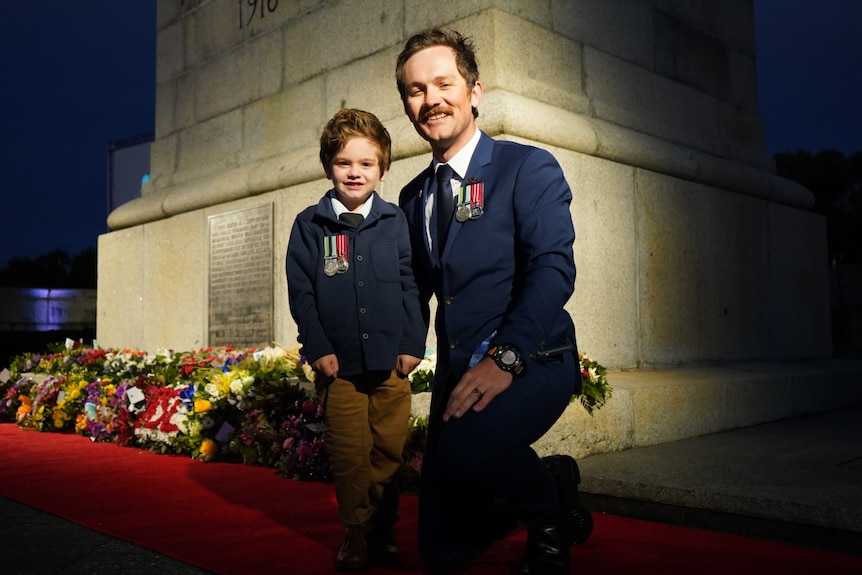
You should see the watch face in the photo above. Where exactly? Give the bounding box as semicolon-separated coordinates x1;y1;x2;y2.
501;349;517;365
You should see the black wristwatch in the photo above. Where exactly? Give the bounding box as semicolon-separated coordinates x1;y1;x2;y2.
487;344;526;375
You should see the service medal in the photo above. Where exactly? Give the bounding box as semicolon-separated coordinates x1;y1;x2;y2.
324;258;338;277
323;236;338;277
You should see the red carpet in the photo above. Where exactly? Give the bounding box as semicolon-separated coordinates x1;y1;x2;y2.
1;424;860;575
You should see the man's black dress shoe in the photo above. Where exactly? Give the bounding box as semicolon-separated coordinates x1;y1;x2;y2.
518;523;570;575
542;454;594;545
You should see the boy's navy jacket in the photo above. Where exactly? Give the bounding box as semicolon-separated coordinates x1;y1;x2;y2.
286;190;427;376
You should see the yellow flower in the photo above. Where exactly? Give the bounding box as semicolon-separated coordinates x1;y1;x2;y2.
200;438;219;458
194;399;212;413
282;345;302;364
54;410;69;428
301;362;315;383
211;372;232;396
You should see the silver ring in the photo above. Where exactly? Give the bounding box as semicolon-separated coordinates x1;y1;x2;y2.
472;388;483;400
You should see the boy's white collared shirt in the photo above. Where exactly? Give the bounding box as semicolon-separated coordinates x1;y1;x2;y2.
331;193;374;220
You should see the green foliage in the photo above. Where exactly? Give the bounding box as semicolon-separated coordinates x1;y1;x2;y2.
575;353;612;416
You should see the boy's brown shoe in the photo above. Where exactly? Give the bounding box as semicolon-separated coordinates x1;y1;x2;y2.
335;524;369;571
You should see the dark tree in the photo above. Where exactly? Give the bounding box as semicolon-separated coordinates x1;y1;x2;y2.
0;247;97;288
69;247;98;288
774;149;862;264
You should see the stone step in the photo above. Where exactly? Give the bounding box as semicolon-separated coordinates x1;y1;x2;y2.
533;359;862;458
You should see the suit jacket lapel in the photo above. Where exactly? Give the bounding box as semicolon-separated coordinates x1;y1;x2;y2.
465;131;494;177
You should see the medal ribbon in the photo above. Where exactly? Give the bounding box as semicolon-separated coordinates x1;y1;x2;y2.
323;236;337;258
336;234;349;262
458;185;470;208
470;182;484;210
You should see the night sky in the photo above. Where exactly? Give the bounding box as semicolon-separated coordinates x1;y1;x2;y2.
1;0;860;266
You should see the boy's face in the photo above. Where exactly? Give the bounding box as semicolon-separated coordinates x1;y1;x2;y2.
330;136;387;211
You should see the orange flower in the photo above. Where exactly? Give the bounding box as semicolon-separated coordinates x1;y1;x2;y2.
15;396;32;422
199;439;219;458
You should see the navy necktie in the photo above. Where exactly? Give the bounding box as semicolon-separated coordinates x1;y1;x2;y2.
339;212;364;228
434;164;455;256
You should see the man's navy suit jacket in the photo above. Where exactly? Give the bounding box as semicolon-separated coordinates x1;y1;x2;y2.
399;132;581;415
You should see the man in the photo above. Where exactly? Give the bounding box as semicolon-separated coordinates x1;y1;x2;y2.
396;28;589;575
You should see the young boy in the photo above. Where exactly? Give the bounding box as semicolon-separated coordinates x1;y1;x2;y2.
286;109;426;570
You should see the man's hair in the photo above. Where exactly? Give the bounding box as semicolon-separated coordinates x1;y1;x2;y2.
319;108;392;177
395;28;480;106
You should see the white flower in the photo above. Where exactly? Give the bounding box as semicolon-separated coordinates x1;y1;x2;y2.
229;374;254;396
204;383;221;400
408;349;437;382
253;346;286;363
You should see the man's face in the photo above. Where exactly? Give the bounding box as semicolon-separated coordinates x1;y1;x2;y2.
401;45;483;161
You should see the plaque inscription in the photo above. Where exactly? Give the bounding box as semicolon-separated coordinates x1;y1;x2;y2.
208;204;273;347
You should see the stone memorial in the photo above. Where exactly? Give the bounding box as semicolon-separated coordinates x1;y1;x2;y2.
97;0;862;457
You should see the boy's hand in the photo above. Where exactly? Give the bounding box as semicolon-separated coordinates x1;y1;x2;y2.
396;354;423;378
312;354;339;380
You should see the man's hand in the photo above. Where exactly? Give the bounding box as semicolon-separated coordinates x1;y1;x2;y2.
443;357;513;422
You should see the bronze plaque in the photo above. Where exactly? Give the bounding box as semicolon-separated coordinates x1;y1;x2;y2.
208;204;273;347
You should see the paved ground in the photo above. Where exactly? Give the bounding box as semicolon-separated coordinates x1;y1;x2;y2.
2;404;860;573
578;403;862;556
1;496;209;575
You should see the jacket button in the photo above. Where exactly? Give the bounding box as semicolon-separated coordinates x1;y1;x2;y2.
362;333;369;340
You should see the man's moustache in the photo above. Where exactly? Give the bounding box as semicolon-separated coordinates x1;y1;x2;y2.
422;107;453;122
